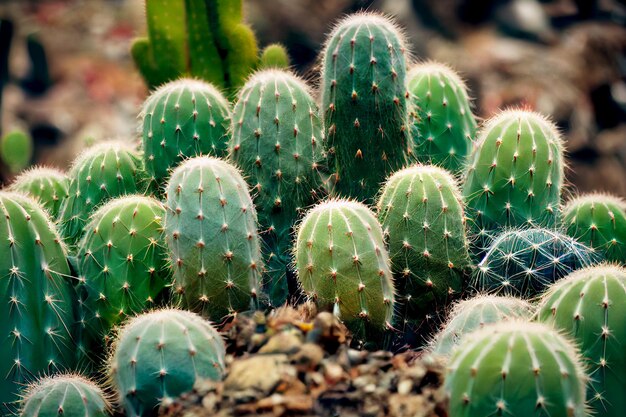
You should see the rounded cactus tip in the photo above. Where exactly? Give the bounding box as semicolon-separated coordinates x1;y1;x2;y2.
564;192;626;210
240;68;313;97
146;77;228;105
71;140;139;167
408;61;469;93
478;108;564;149
10;166;66;183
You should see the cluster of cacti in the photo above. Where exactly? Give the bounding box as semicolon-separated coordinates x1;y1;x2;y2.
8;167;68;218
0;129;33;173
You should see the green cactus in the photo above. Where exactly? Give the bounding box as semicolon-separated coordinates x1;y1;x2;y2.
446;321;588;417
141;78;230;188
0;192;77;408
407;62;476;174
295;199;395;347
259;44;290;69
76;196;171;358
463;109;564;252
537;265;626;417
474;227;599;297
8;167;68;219
377;165;471;329
20;374;111;417
321;13;412;203
563;194;626;263
108;309;225;417
58;142;148;247
229;69;326;306
430;295;533;356
0;129;33;173
164;156;262;320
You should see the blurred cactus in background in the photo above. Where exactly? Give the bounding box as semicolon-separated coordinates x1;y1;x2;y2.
0;129;33;173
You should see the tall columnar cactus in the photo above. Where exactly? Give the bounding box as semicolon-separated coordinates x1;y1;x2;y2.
58;142;148;247
0;192;77;408
430;295;533;356
76;196;171;357
537;265;626;417
321;13;412;203
407;62;476;174
20;374;111;417
377;165;471;327
229;69;326;306
141;79;230;188
474;227;599;297
0;129;33;173
462;109;564;251
563;194;626;263
164;156;262;320
295;199;395;346
446;321;588;417
108;309;226;417
9;166;68;218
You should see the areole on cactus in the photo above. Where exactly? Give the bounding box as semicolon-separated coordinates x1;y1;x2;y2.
8;166;69;219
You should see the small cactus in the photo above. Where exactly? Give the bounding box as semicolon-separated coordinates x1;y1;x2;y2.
474;227;599;297
0;129;33;173
295;199;395;346
321;13;412;203
407;62;476;174
108;309;226;417
20;374;111;417
8;166;68;218
141;79;230;188
563;193;626;263
537;264;626;417
259;44;290;69
430;295;533;356
164;156;262;320
446;321;588;417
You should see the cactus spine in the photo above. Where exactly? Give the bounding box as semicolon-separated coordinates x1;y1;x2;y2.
321;13;412;203
141;79;230;188
407;62;476;173
9;167;68;218
164;156;262;320
538;265;626;417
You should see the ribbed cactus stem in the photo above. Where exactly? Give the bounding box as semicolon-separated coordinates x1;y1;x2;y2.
9;166;68;219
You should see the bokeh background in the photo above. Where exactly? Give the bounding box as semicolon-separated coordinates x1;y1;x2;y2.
0;0;624;195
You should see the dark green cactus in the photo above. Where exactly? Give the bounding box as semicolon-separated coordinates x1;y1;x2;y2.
321;13;412;203
58;142;148;247
474;227;599;297
407;62;476;174
229;69;325;306
377;165;471;329
0;192;77;408
108;309;225;417
20;374;111;417
295;199;395;347
9;167;68;219
430;295;533;356
446;321;588;417
164;156;262;320
76;196;171;358
538;265;626;417
563;194;626;263
0;129;33;173
141;78;230;188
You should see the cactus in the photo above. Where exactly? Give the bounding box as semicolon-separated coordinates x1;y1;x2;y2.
76;196;171;358
229;69;326;306
164;156;262;320
462;109;564;252
563;194;626;263
20;374;111;417
295;199;395;346
0;129;33;173
259;44;290;69
446;321;588;417
141;79;230;188
537;265;626;417
430;295;533;356
474;227;599;297
321;13;412;203
8;167;68;218
377;165;471;328
407;62;476;174
108;309;226;417
0;192;77;408
58;142;148;247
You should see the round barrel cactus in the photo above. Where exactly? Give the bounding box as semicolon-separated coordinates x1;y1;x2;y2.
563;194;626;263
164;156;262;320
538;265;626;417
9;167;69;218
295;199;395;346
109;309;226;417
20;374;110;417
141;78;230;187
